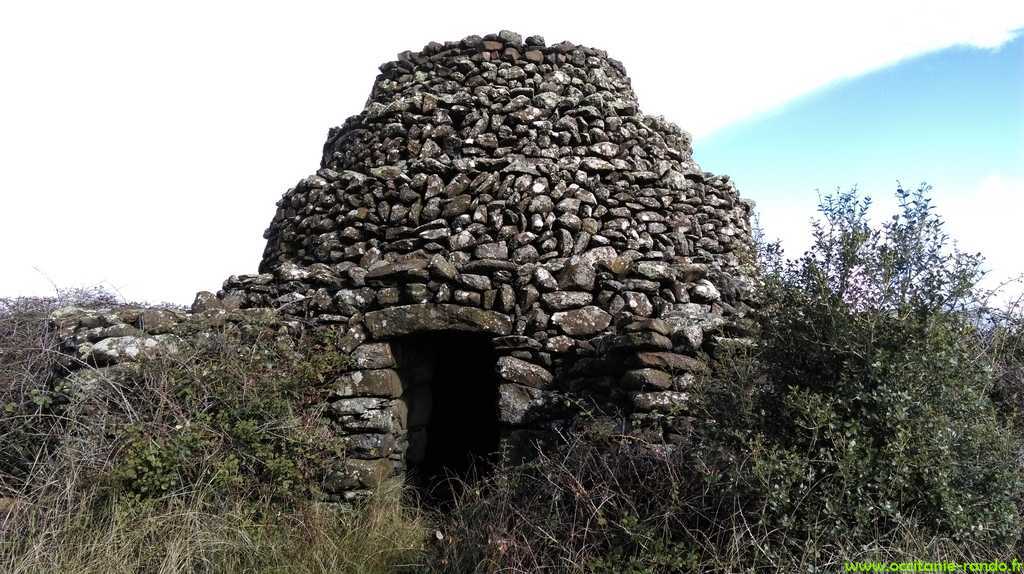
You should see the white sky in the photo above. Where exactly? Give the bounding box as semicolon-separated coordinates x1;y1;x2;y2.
2;0;1022;304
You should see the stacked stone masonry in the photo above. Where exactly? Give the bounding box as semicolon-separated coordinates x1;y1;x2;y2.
51;32;758;501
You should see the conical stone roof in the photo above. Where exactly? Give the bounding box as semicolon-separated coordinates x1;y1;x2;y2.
255;31;753;288
221;28;760;375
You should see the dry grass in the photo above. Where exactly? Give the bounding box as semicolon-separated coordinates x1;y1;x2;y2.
421;433;1004;573
1;480;427;574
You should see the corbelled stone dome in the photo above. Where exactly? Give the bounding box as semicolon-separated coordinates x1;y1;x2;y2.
257;32;750;278
218;31;757;499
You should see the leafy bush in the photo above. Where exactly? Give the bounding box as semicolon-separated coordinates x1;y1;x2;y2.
986;295;1024;431
748;185;1020;547
105;327;352;501
2;294;352;503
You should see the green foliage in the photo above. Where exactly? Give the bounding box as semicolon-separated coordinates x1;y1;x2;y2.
0;291;355;505
743;184;1020;547
986;297;1024;432
107;328;352;501
0;294;425;573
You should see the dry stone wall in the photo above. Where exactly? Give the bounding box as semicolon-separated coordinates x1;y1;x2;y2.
51;32;758;501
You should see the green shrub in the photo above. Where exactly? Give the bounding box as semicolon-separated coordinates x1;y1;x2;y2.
986;296;1024;431
743;184;1020;547
102;327;352;502
1;305;352;503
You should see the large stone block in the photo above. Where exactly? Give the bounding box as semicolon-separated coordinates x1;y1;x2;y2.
327;458;395;491
365;257;430;280
89;334;183;365
629;352;707;373
496;356;553;388
596;332;673;353
351;343;396;369
557;260;596;291
497;383;547;425
550;306;612;337
620;368;672;390
340;433;396;459
541;291;593;310
334;369;402;398
363;304;513;338
328;397;405;434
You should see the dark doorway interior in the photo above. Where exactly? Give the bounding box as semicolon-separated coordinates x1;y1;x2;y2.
398;332;500;497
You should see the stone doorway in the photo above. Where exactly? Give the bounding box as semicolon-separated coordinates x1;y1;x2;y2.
394;332;501;495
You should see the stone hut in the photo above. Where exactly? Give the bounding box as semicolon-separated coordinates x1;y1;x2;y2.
53;31;757;500
217;31;758;494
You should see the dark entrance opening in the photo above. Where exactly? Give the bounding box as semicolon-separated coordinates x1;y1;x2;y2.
397;332;500;499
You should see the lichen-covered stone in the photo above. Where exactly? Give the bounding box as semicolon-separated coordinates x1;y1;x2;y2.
329;397;406;434
496;356;553;388
191;291;221;313
329;458;395;490
597;332;674;353
620;368;672;390
631;391;690;413
334;369;402;398
550;306;612;337
558;261;596;291
364;304;513;338
542;291;593;310
89;334;183;365
348;343;394;370
340;433;396;459
690;279;722;303
630;352;707;373
498;383;547;425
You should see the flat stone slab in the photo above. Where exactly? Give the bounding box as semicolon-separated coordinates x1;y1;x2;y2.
364;257;429;279
632;390;690;413
334;368;402;398
496;356;553;388
551;305;612;337
364;304;513;338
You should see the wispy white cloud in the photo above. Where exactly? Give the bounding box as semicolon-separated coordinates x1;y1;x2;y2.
0;1;1021;302
653;1;1024;138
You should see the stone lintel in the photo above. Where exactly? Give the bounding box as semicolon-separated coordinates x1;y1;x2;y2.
363;304;513;338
